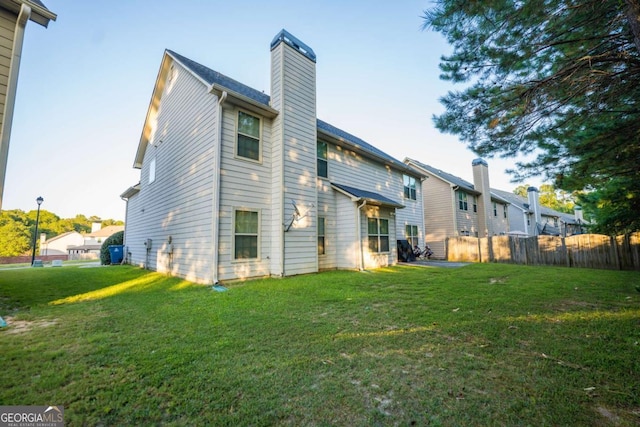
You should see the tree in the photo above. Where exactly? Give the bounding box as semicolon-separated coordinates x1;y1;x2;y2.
578;176;640;234
423;0;640;232
513;184;576;214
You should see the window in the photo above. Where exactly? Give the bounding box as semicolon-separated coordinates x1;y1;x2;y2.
403;175;416;200
472;196;477;213
234;209;259;259
458;192;468;211
317;141;328;178
493;202;498;217
503;205;508;219
149;157;156;184
237;111;261;161
368;218;389;253
405;224;419;247
318;217;326;255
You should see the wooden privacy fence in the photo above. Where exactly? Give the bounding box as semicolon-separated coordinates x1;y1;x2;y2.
446;232;640;270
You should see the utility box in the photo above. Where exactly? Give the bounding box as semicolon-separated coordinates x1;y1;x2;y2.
108;245;125;264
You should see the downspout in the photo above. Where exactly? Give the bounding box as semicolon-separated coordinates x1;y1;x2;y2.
0;4;30;210
211;91;227;285
357;200;367;270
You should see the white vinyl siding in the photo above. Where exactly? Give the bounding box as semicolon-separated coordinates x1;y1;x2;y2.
123;60;216;284
218;105;272;281
270;37;318;277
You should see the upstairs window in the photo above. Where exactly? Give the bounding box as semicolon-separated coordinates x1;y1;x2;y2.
493;202;498;217
458;192;468;211
237;111;261;161
368;218;389;253
403;175;416;200
472;196;477;213
503;205;508;218
149;157;156;184
317;141;328;178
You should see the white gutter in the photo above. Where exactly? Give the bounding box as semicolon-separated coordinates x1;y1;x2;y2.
211;91;227;284
357;200;367;270
0;4;30;211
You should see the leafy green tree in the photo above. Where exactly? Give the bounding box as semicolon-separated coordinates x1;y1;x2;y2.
578;177;640;234
0;219;31;256
424;0;640;232
514;184;576;214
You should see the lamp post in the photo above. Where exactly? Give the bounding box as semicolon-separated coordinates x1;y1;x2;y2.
30;196;44;266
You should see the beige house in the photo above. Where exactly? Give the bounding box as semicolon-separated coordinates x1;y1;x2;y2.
405;158;510;259
121;29;425;284
0;0;55;210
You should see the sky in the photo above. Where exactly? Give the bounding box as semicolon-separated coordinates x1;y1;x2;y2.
3;0;545;221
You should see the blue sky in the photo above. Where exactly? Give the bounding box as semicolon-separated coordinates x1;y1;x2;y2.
3;0;544;220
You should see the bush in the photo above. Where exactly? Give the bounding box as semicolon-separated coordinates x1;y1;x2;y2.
100;231;124;265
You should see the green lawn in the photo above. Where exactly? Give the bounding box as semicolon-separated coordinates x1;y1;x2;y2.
1;263;639;426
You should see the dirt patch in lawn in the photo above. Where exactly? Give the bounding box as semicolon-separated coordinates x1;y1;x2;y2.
1;316;58;334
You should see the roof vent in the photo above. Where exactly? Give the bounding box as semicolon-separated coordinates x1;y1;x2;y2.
270;29;316;62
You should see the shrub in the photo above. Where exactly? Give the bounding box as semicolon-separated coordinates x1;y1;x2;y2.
100;231;124;265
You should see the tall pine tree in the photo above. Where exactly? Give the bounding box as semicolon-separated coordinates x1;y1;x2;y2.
424;0;640;233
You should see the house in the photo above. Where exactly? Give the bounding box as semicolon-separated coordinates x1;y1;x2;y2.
40;231;84;256
491;187;588;237
405;158;510;259
51;223;124;260
121;30;425;284
0;0;56;210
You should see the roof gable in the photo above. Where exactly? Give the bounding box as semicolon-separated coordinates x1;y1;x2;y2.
406;158;476;193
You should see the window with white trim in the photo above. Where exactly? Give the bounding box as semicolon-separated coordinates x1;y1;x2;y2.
318;217;326;255
368;218;389;253
237;111;261;161
149;157;156;184
403;175;416;200
503;205;508;218
234;209;259;260
317;141;328;178
405;224;419;247
493;202;498;217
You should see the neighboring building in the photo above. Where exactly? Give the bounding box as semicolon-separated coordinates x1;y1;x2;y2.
492;187;588;237
121;30;425;284
405;158;509;259
40;231;84;256
84;224;124;245
0;0;56;210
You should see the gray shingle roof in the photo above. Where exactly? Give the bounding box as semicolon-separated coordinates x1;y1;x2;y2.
331;183;404;208
167;50;271;105
167;49;419;176
317;120;416;174
406;158;478;193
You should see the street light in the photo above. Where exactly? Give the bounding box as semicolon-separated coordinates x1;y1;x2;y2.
30;196;44;266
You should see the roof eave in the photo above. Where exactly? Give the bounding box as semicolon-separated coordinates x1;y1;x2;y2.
318;128;421;177
208;84;278;118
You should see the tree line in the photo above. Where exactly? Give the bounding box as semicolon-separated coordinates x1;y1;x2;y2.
0;209;123;257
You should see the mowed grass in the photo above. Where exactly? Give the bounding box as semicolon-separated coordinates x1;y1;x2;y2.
0;263;639;426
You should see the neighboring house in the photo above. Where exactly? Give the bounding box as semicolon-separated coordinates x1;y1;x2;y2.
84;224;124;245
492;187;588;237
405;158;510;259
0;0;56;210
40;231;84;256
121;30;425;284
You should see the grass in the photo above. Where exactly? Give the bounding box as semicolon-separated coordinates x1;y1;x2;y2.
0;263;639;426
